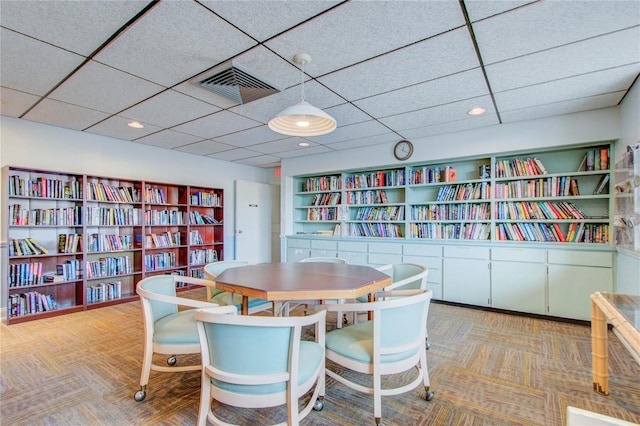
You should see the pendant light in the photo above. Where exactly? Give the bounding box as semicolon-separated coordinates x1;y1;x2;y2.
268;53;337;137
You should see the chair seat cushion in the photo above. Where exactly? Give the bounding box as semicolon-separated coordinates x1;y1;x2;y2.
326;321;419;364
211;292;271;310
153;310;199;345
211;341;323;395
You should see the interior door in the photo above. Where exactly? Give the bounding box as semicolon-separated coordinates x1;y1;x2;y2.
235;180;273;263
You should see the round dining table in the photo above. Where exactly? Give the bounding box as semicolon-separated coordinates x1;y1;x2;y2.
213;262;392;315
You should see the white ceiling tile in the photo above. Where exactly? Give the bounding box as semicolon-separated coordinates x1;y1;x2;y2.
176;140;236;155
265;0;465;76
319;28;480;101
248;138;318;154
486;27;640;92
277;145;334;158
306;120;391;145
172;110;262;139
0;0;147;56
86;115;162;140
355;68;489;118
500;91;627;123
323;133;398;151
119;90;220;128
464;0;535;22
323;103;372;127
199;0;340;41
234;154;282;167
173;80;240;109
133;129;204;149
401;114;500;140
207;148;262;161
473;0;640;64
214;126;288;148
0;87;40;117
0;29;85;96
24;99;109;131
495;64;639;111
49;60;163;114
93;1;257;87
380;95;495;131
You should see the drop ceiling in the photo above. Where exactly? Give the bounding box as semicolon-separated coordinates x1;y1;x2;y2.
1;0;638;168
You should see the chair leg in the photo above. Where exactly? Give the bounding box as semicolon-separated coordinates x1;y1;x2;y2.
197;373;211;426
134;338;154;401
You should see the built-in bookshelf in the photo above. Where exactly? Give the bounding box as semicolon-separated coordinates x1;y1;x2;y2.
613;143;640;252
2;166;224;324
292;143;614;244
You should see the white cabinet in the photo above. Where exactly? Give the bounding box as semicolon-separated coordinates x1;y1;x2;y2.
403;244;443;299
368;242;402;265
337;241;368;265
286;239;311;262
310;240;337;258
547;249;613;320
491;248;547;315
443;246;490;306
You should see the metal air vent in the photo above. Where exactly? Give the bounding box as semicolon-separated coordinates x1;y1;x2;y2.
191;62;281;104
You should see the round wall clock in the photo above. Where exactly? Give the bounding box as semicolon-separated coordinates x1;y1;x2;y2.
394;139;413;161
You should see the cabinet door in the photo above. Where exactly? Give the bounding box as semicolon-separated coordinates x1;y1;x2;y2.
287;247;310;262
443;258;490;306
548;264;613;320
491;261;546;315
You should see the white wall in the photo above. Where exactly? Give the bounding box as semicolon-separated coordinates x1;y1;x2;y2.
615;79;640;295
0;116;271;260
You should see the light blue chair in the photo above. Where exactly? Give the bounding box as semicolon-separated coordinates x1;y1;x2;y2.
195;306;326;426
134;274;221;402
204;260;274;315
318;289;434;426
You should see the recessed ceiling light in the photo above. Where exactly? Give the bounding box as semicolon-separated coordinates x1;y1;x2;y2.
467;107;486;116
298;142;310;147
127;121;145;129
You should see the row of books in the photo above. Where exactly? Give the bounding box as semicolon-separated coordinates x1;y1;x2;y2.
566;223;609;243
495;201;587;220
347;223;403;238
495;157;547;178
87;233;134;252
354;206;405;221
58;233;82;253
189;248;218;266
189;230;204;245
435;182;491;201
87;182;140;203
8;292;57;317
408;222;490;240
144;252;177;271
411;203;490;221
307;207;338;221
86;256;132;279
145;209;184;225
580;148;609;171
310;192;341;206
345;190;388;205
496;222;609;244
9;238;48;257
302;175;341;192
144;187;167;204
8;175;82;199
408;166;458;184
494;176;581;199
8;262;44;287
189;211;220;225
345;170;405;189
56;260;81;281
9;205;82;226
86;207;141;226
87;281;122;304
190;191;222;207
145;232;181;248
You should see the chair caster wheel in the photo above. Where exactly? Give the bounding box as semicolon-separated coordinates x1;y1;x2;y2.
134;390;146;402
425;341;431;350
426;390;435;401
167;356;177;366
313;399;324;411
343;316;348;325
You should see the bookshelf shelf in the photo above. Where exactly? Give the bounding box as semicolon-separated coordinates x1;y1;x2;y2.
292;144;613;244
2;166;224;324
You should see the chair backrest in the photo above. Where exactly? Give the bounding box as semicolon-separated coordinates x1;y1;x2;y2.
137;275;179;323
376;263;428;291
300;257;348;264
196;308;326;394
203;260;249;299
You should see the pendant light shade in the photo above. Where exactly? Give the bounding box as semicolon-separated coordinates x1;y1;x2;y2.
268;53;337;137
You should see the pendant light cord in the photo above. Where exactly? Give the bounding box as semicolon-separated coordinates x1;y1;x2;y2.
299;59;306;102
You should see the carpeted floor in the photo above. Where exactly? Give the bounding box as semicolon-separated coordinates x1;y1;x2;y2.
1;287;638;425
